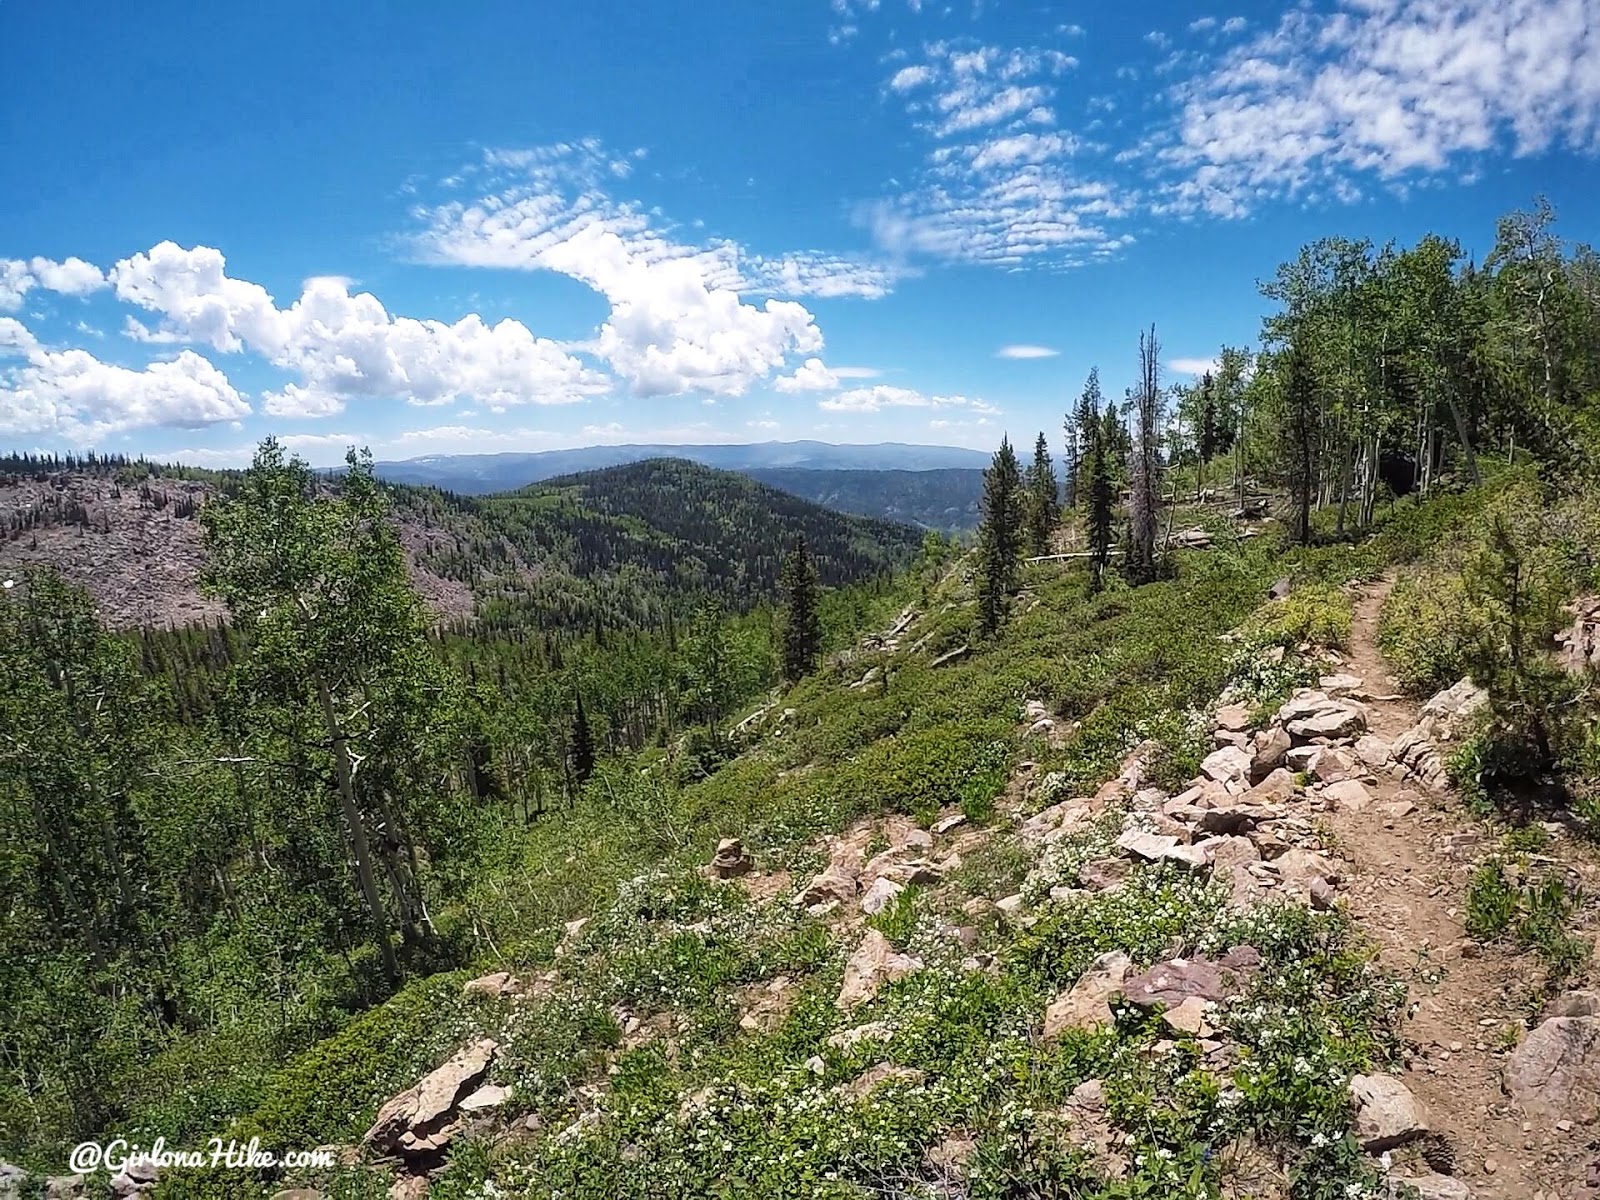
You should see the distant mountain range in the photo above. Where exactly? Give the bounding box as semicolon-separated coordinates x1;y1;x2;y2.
373;441;993;532
374;441;991;493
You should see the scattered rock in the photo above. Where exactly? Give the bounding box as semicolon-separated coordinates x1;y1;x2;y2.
836;930;923;1009
1319;673;1364;696
1504;1015;1600;1122
365;1038;500;1158
1214;703;1253;733
1044;952;1134;1037
707;837;753;879
1321;778;1374;812
1388;1175;1473;1200
860;876;904;916
1550;991;1600;1019
1079;857;1132;892
1250;726;1293;781
932;813;968;835
1349;1073;1429;1151
462;971;515;1000
1201;745;1255;786
795;867;858;909
1162;996;1213;1037
839;1062;925;1101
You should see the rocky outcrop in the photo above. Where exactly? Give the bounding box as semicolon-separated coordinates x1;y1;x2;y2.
365;1039;503;1159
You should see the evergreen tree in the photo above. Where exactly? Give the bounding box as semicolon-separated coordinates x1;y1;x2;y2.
571;692;597;787
1276;338;1323;545
1022;432;1059;558
976;436;1023;636
1128;326;1164;583
1065;368;1103;510
1085;409;1119;591
779;536;823;684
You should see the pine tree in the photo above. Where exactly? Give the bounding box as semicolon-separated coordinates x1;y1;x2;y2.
1085;410;1118;591
976;437;1023;636
1022;432;1059;558
571;693;596;787
1128;326;1164;584
779;536;822;684
1065;368;1103;510
1277;338;1322;545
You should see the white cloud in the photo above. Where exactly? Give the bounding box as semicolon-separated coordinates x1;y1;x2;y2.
110;241;610;416
0;256;108;311
996;344;1059;359
1168;356;1220;376
411;143;897;397
818;384;999;415
1189;17;1217;33
890;64;935;91
1221;16;1247;34
0;315;249;440
774;357;841;392
1159;0;1600;216
830;366;883;380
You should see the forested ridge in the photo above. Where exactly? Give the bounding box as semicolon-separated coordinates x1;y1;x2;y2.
3;202;1600;1199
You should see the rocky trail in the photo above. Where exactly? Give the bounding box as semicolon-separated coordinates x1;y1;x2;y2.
1319;579;1598;1200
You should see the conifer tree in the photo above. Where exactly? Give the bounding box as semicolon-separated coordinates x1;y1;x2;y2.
1085;410;1118;590
1277;338;1322;545
571;692;596;787
1128;325;1164;584
976;436;1023;636
779;536;822;684
1065;368;1103;510
1022;432;1059;558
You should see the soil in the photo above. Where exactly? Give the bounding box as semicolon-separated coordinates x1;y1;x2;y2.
1329;577;1599;1199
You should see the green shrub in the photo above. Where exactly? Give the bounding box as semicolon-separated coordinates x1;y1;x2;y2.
865;886;922;948
1465;860;1518;940
833;723;1012;824
1377;573;1486;695
1245;582;1353;650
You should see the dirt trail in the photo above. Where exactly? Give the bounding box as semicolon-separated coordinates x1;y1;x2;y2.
1330;578;1591;1200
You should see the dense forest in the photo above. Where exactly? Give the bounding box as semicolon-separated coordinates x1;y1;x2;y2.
2;201;1599;1199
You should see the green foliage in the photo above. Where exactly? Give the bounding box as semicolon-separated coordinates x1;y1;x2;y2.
865;886;922;947
1377;573;1485;694
778;536;822;685
976;437;1024;636
1245;582;1353;650
1465;858;1591;993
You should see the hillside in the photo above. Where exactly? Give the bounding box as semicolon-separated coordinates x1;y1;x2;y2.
743;466;985;531
0;457;922;631
374;440;991;494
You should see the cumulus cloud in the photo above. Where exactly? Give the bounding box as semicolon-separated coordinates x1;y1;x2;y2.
774;357;841;392
996;344;1059;359
1159;0;1600;216
818;384;999;415
412;142;897;397
110;241;610;415
0;315;249;440
0;256;108;310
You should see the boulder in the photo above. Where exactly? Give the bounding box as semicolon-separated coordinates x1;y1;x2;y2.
458;1083;511;1113
1078;857;1132;892
1353;735;1392;768
1249;726;1292;781
1419;677;1488;739
1319;673;1364;697
1243;768;1296;804
1214;704;1253;734
1549;990;1600;1019
365;1038;500;1157
0;1164;24;1200
1387;1176;1473;1200
1287;705;1367;741
1201;745;1254;786
1505;1014;1600;1122
1161;995;1213;1037
463;972;516;1000
1043;951;1133;1036
860;876;904;916
795;867;858;909
1119;948;1259;1011
1348;1073;1428;1151
837;930;923;1009
707;837;753;879
1020;798;1094;849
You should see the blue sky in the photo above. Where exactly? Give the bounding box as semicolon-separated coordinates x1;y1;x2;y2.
2;0;1597;466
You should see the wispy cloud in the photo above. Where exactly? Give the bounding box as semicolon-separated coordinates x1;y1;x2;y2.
996;344;1059;359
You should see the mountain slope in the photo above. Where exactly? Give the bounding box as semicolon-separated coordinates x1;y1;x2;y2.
397;457;926;629
374;440;990;493
743;466;985;531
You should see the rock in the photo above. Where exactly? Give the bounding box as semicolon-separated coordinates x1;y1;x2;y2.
388;1179;428;1200
827;1020;895;1051
839;1062;925;1101
1556;595;1600;674
1115;828;1211;871
1419;677;1488;737
1309;876;1337;910
108;1155;161;1197
1043;951;1133;1036
1384;798;1418;819
1079;857;1132;892
707;837;753;879
860;876;904;916
1550;990;1600;1018
1505;1015;1600;1122
1287;705;1367;741
1195;805;1264;835
932;813;967;835
1024;698;1050;721
1214;703;1253;733
996;892;1027;919
1354;734;1392;767
795;867;858;909
1019;798;1094;848
1321;778;1374;812
458;1083;511;1113
1274;847;1342;891
1349;1073;1428;1151
1319;673;1365;696
0;1164;25;1200
1243;767;1296;804
1120;950;1258;1011
365;1038;499;1157
463;971;515;1000
1388;1175;1473;1200
45;1178;84;1200
1268;576;1292;600
1029;717;1057;737
1201;745;1255;786
1285;745;1321;773
1250;726;1292;781
1311;748;1356;783
1162;995;1213;1037
925;1132;977;1178
836;930;923;1009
